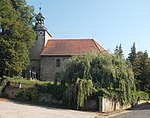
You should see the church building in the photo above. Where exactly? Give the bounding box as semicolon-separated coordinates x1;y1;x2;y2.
26;11;106;81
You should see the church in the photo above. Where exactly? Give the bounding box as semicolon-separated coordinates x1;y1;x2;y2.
26;11;106;81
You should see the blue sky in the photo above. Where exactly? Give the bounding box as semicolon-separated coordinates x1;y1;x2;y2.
26;0;150;57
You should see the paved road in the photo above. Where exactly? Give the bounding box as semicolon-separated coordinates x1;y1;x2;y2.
0;100;97;118
1;99;150;118
111;103;150;118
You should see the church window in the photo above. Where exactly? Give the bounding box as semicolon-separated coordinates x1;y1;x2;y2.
56;59;60;67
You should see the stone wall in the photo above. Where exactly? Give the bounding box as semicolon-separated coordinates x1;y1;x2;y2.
30;34;45;60
4;87;22;98
38;93;62;105
4;86;124;112
27;30;52;80
4;87;149;112
4;87;62;105
4;87;98;110
85;100;98;111
40;56;70;81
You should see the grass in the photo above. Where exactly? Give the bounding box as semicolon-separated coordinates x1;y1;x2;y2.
1;76;54;89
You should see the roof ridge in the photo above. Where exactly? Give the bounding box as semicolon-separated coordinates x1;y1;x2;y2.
92;39;105;53
41;39;106;56
47;39;93;41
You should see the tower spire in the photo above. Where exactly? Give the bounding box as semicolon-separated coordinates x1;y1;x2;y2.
35;6;45;28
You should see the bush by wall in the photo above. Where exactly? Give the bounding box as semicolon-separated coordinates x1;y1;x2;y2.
134;91;149;101
16;88;38;101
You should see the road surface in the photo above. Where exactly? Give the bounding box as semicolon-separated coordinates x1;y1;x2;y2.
0;99;97;118
111;103;150;118
0;98;150;118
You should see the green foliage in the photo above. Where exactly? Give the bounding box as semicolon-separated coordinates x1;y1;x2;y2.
0;0;36;77
63;78;97;109
36;84;67;100
0;86;3;95
0;77;8;87
128;43;150;95
49;84;67;100
63;51;136;108
16;88;38;102
64;51;98;84
132;91;149;104
1;76;52;89
9;76;50;84
136;51;150;93
114;44;123;58
136;91;149;100
3;76;67;101
127;43;141;81
76;79;97;109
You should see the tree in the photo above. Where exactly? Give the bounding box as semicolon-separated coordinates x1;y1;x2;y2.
114;44;123;58
127;43;141;85
128;43;150;94
136;51;150;93
62;51;98;109
114;45;119;55
63;51;136;109
90;53;135;105
0;0;36;77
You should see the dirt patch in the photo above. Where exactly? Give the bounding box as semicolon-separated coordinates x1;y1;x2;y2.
0;98;9;102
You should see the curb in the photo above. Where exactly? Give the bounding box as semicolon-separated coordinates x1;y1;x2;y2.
96;101;150;118
96;110;131;118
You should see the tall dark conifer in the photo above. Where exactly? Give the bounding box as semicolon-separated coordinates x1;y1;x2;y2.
128;42;141;79
137;51;150;92
127;43;141;90
114;44;123;58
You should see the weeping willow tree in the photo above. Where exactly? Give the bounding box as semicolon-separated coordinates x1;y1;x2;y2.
63;51;100;84
62;51;97;109
63;78;96;110
63;51;136;110
90;53;136;105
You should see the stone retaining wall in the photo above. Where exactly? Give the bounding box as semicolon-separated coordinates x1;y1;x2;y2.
4;87;98;110
6;87;148;112
4;87;22;98
4;87;62;104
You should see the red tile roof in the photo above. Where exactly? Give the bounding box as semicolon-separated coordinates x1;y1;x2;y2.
41;39;106;56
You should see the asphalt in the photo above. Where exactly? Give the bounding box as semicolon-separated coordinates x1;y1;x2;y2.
0;98;149;118
0;99;97;118
107;102;150;118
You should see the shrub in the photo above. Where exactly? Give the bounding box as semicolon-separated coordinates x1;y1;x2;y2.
47;84;67;100
135;91;149;101
16;88;38;102
0;86;3;95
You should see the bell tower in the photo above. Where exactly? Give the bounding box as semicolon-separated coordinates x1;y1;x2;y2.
26;7;52;80
35;7;45;29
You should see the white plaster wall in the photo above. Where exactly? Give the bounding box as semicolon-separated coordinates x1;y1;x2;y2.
44;30;52;46
99;97;122;112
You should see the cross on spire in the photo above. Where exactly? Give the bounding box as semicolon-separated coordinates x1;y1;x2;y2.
39;7;41;13
35;6;45;27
